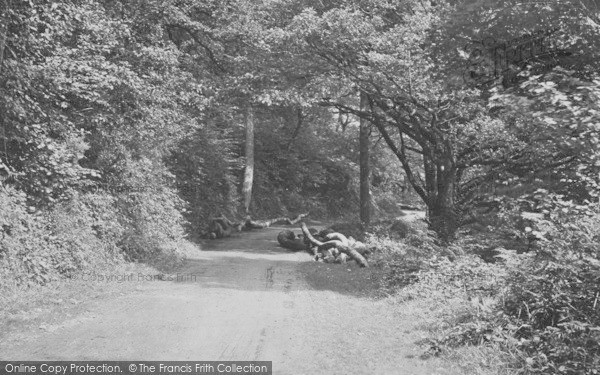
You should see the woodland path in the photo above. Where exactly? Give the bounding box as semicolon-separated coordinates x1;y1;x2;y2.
0;221;458;375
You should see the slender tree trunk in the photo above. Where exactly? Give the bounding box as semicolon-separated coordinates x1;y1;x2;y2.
0;0;9;76
359;92;370;225
285;108;303;151
224;172;237;213
242;107;255;214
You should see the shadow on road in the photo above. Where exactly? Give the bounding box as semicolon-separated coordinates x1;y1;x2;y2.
297;261;383;298
177;224;383;298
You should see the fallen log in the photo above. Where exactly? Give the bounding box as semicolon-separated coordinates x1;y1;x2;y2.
398;204;422;211
207;215;242;239
278;227;320;253
324;233;371;257
244;213;309;230
335;253;349;263
286;213;309;225
207;213;309;239
300;222;369;268
207;221;227;239
277;230;308;251
244;216;287;230
323;232;349;244
302;228;320;257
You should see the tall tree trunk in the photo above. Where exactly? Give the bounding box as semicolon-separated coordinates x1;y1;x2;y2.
242;107;255;214
359;92;370;225
224;172;237;213
0;0;9;76
285;108;303;151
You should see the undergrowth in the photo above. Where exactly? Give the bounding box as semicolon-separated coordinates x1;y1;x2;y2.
0;184;195;295
369;195;600;375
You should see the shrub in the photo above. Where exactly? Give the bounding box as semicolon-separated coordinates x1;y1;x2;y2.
1;174;193;291
434;194;600;375
498;208;600;374
367;222;462;295
372;191;600;374
116;187;188;263
0;187;125;290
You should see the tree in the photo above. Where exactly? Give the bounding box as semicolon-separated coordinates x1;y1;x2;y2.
359;91;371;225
245;0;600;240
436;0;600;203
488;69;600;202
242;107;255;213
263;1;471;240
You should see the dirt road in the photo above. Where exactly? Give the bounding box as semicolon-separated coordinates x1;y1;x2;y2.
0;224;456;375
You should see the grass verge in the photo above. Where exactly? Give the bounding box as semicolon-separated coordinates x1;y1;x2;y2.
0;240;200;341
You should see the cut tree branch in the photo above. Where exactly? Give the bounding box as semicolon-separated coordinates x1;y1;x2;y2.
300;223;369;267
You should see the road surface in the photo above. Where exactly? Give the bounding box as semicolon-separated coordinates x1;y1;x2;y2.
0;224;456;375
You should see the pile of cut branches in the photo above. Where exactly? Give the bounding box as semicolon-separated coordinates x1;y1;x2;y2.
277;223;371;267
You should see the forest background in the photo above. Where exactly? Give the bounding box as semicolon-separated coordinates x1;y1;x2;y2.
1;1;600;373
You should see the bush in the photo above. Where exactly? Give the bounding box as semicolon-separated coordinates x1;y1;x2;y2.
498;208;600;374
0;177;192;291
116;187;188;262
367;222;463;295
371;191;600;374
0;187;125;290
434;195;600;374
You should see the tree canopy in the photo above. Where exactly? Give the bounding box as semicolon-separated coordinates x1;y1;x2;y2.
1;0;599;248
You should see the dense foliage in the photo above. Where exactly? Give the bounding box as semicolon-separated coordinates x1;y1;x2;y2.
1;0;599;370
0;0;381;289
